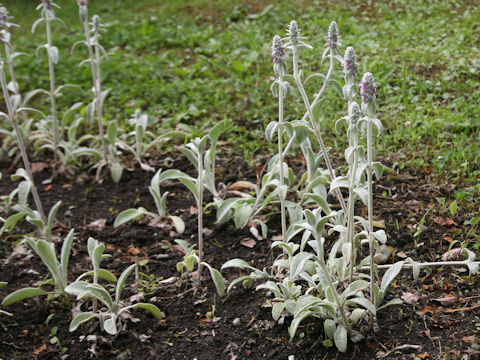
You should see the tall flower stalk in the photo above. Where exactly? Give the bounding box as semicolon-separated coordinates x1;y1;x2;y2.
0;62;45;223
271;35;288;243
285;21;347;214
34;0;60;166
344;103;361;281
0;5;19;95
74;2;109;164
360;72;379;306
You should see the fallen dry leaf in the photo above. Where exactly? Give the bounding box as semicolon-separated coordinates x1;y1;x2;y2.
434;217;458;227
441;248;462;261
228;181;256;191
401;291;420;304
33;343;47;355
431;293;457;306
416;353;430;359
87;218;107;231
128;247;141;255
240;238;256;248
31;162;49;174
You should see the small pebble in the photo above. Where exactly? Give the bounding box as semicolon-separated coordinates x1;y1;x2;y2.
232;317;241;326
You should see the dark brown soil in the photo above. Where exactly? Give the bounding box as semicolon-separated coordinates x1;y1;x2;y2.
0;152;479;360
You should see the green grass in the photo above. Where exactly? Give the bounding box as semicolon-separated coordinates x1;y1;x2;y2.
3;0;480;202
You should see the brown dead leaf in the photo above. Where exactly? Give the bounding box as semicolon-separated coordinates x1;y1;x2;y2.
401;292;420;304
271;235;283;241
441;248;462;261
240;238;256;248
228;181;256;191
128;247;141;255
87;219;107;231
33;343;47;355
106;244;115;251
44;184;53;191
416;353;430;359
432;293;457;307
442;236;454;244
31;162;49;174
418;305;439;315
434;217;458;227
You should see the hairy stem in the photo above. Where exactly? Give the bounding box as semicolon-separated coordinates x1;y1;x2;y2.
366;117;375;307
277;75;287;245
347;134;359;282
244;50;338;227
197;152;204;286
90;23;109;164
0;64;46;224
45;10;59;167
292;46;347;214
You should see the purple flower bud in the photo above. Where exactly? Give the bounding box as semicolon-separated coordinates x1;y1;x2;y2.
348;102;361;125
76;0;87;5
343;46;358;79
0;7;8;29
327;21;339;49
272;35;284;64
360;72;378;116
92;14;100;32
42;0;52;10
287;20;299;46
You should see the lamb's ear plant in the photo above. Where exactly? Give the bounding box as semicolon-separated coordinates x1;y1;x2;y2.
0;61;46;224
115;109;187;171
32;0;63;168
113;168;185;234
66;263;163;335
1;229;75;307
73;4;109;169
174;239;225;296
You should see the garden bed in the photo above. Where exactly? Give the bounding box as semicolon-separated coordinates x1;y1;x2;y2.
0;152;478;359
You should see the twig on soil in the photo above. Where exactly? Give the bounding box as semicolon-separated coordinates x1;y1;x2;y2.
376;344;423;358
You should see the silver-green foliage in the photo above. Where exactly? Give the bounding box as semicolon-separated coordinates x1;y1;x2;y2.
1;229;74;306
66;263;162;335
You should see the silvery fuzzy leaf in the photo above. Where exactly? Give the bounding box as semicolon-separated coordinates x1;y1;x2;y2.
290;252;314;279
46;45;59;64
334;324;348;353
265;121;278;142
380;261;405;293
324;318;336;339
272;301;285;321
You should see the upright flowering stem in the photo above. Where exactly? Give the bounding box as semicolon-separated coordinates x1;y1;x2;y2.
287;21;347;214
43;3;59;167
0;6;18;95
360;72;378;307
272;35;287;244
90;15;109;164
345;103;361;282
77;5;109;164
0;62;46;223
196;150;204;286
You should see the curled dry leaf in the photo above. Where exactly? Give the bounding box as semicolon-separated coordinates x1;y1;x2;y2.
87;218;107;231
431;293;457;307
31;162;49;174
441;248;462;261
401;291;420;304
228;181;256;191
240;238;256;248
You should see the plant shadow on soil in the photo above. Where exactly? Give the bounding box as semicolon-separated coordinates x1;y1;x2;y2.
0;152;479;360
